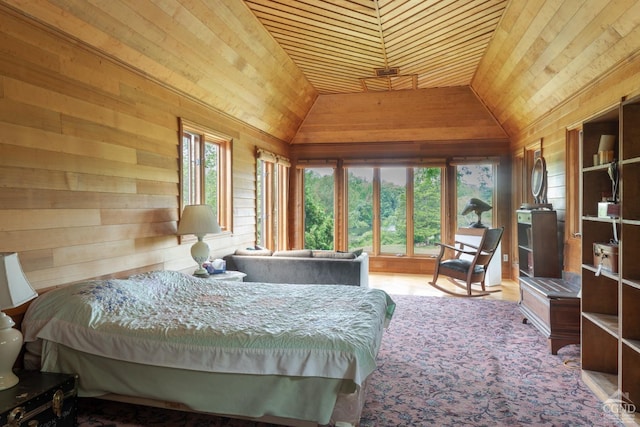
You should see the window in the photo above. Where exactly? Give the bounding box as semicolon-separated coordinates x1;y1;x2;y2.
455;163;496;229
179;118;232;230
412;167;442;255
296;159;493;258
256;149;290;250
380;168;407;254
303;167;335;250
345;165;444;256
347;168;374;252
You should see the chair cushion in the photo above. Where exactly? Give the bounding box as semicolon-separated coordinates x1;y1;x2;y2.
440;259;484;275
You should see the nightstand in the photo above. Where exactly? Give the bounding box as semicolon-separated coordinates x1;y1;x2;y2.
0;371;77;426
205;270;247;282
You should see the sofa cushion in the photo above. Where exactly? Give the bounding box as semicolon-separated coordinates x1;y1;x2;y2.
234;248;273;256
272;249;313;257
312;250;356;259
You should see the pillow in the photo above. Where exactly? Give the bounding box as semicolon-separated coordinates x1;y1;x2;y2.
234;248;273;256
313;250;356;259
272;249;313;257
352;248;364;257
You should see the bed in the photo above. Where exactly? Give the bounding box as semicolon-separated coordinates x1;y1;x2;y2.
21;270;395;426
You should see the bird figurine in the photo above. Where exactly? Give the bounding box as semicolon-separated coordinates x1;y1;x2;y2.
461;198;492;228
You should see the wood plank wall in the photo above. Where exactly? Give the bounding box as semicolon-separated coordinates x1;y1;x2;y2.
0;7;290;289
473;0;640;278
292;87;508;144
0;0;317;144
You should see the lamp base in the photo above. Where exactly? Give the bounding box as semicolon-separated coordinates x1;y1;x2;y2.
190;239;210;278
0;312;22;390
193;268;209;278
0;371;19;391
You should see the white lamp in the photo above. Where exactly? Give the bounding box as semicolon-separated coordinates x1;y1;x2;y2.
0;252;38;390
177;204;221;277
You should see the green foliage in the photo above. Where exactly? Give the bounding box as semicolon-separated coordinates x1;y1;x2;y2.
456;165;494;227
304;169;334;250
347;172;373;249
413;168;442;246
204;143;219;213
303;165;493;253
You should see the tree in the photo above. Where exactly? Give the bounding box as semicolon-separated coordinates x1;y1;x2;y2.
304;169;334;249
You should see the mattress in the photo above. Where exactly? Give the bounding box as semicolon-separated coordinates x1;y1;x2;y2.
22;270;395;425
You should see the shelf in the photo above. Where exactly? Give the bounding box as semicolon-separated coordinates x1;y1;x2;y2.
583;163;616;172
623;338;640;354
621;218;640;226
582;312;619;338
620;156;640;165
582;215;619;223
581;370;619;403
582;263;619;281
622;278;640;290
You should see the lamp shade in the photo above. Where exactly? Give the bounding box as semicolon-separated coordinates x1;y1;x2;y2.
177;205;221;237
0;252;38;310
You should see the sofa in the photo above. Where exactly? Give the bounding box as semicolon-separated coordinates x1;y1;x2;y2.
223;249;369;287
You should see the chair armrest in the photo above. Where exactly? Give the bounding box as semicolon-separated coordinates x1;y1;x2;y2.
453;240;480;250
435;242;478;256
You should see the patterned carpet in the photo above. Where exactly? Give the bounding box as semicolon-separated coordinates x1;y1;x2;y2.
77;294;623;426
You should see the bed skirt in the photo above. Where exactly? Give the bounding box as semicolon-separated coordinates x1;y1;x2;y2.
26;340;368;426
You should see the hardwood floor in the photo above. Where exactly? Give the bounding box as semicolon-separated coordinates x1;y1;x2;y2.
368;272;520;302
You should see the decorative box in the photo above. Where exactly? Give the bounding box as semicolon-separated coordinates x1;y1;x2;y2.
0;371;77;427
593;242;619;273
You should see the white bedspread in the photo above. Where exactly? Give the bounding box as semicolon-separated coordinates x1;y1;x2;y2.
22;271;394;386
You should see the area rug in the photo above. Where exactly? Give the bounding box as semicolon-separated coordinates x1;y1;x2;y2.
77;294;623;426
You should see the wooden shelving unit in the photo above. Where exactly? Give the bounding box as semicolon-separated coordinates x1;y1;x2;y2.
516;209;561;278
581;98;640;425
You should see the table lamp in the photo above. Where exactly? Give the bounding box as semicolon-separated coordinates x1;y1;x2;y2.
177;204;221;277
0;252;38;390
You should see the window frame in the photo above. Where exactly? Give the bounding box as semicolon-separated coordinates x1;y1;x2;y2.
296;157;498;258
256;149;290;251
179;118;233;234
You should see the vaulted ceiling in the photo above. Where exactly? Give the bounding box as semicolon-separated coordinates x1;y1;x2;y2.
2;0;639;143
244;0;508;94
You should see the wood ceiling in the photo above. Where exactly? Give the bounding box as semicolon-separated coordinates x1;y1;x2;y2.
244;0;509;94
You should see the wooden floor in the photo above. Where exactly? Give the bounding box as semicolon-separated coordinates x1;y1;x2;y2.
368;272;520;302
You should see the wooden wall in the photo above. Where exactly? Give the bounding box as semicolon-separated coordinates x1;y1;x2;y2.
473;0;640;278
0;6;290;289
292;87;508;144
0;0;317;143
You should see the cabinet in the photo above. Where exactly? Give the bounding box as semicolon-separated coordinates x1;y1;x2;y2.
581;99;640;425
516;209;561;278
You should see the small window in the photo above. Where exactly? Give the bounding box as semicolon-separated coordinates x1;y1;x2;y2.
257;149;290;250
179;118;232;231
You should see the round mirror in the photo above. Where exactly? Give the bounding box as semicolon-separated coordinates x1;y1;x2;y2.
531;157;546;202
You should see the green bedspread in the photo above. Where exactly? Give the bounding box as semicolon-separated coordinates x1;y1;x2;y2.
23;270;395;386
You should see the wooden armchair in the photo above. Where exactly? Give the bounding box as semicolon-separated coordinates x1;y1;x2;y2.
429;227;504;297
